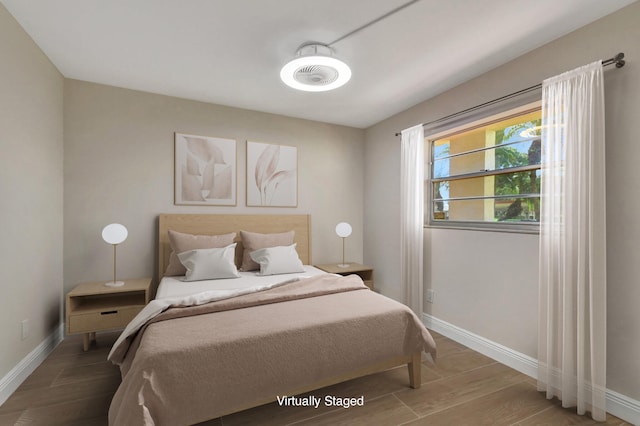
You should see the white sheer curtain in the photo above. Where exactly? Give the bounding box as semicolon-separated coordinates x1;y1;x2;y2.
400;124;424;316
538;60;607;421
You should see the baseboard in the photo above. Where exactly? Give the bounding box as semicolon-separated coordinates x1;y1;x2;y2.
0;322;64;405
422;314;640;426
606;389;640;426
423;313;539;377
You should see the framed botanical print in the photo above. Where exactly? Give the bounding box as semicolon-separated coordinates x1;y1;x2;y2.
246;141;297;207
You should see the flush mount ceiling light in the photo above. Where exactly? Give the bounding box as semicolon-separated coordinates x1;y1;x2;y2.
280;43;351;92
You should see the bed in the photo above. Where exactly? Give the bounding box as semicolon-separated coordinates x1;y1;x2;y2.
108;214;436;425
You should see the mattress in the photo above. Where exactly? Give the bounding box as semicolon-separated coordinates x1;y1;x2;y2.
155;265;327;299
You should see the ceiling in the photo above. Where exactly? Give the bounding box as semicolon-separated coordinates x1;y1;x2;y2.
2;0;635;128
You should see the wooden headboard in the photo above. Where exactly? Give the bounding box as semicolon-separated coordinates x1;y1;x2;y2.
158;214;312;279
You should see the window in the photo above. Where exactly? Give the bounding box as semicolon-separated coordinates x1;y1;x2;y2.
427;106;541;232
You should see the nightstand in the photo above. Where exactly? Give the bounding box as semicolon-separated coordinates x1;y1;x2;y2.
315;263;374;290
66;278;151;350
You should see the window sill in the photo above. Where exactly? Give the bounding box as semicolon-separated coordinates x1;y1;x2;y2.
425;221;539;235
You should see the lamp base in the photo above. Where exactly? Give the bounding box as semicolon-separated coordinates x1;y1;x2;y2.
104;281;125;287
337;263;350;268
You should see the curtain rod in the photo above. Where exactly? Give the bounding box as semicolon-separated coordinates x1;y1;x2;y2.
394;52;626;137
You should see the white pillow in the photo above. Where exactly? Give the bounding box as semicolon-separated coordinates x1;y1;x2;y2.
250;244;305;276
177;243;240;282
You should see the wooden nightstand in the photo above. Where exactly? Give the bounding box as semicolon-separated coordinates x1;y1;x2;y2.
315;263;374;290
66;278;151;350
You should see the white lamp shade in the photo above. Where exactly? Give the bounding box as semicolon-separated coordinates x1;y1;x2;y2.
335;222;352;238
102;223;128;245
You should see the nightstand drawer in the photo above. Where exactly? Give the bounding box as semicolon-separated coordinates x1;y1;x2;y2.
68;306;142;334
66;278;151;350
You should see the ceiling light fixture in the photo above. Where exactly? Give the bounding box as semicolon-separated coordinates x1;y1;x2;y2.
279;0;421;93
280;43;351;92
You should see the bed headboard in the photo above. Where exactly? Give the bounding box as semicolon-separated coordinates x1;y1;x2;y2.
158;214;312;279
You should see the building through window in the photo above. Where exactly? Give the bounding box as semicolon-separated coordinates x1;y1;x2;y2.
427;107;541;232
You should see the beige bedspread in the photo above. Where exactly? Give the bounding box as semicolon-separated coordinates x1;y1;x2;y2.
108;274;436;426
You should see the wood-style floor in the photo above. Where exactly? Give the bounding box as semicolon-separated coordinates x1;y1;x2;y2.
0;330;629;425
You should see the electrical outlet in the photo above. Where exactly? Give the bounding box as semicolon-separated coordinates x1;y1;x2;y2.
426;289;435;303
21;319;29;340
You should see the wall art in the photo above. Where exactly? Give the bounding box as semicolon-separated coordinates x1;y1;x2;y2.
246;141;297;207
175;133;236;205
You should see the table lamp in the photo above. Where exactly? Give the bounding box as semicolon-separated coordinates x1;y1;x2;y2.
102;223;128;287
335;222;352;268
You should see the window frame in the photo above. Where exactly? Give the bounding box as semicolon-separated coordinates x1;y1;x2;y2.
425;101;542;234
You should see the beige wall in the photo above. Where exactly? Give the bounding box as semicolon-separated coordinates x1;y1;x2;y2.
63;80;365;295
0;4;64;378
364;2;640;400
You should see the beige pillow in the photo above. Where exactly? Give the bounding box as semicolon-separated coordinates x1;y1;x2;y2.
239;230;295;271
165;230;236;276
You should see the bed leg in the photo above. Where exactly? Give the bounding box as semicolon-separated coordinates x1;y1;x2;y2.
408;352;422;389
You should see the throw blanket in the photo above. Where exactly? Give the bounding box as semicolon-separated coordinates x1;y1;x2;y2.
109;274;368;364
108;274;436;425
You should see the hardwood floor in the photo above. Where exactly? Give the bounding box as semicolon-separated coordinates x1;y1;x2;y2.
0;330;629;425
